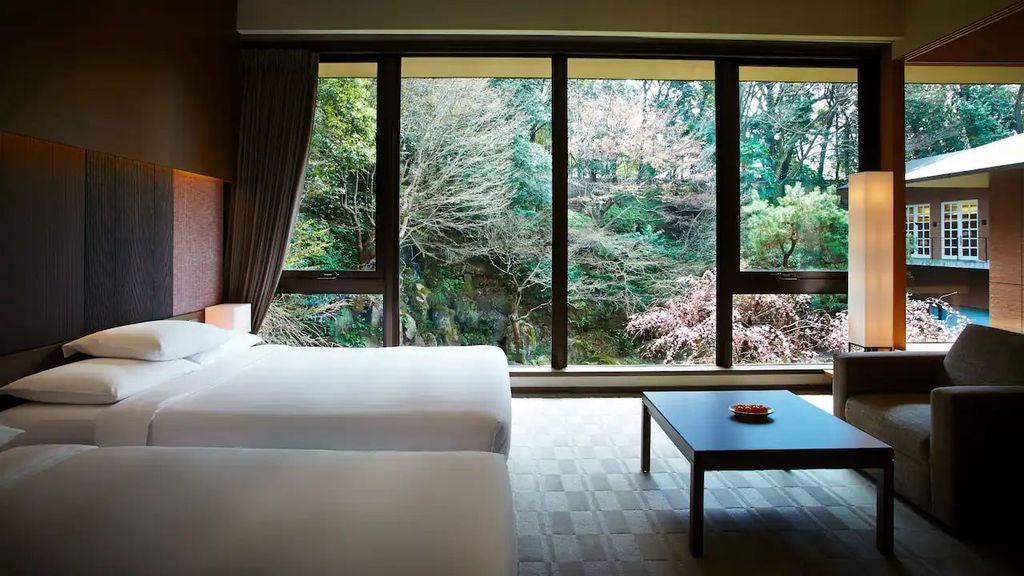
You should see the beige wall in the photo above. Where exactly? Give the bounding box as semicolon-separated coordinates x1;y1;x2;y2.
989;169;1024;332
237;0;901;42
0;0;239;181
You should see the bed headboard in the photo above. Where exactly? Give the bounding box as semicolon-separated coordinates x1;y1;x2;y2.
0;311;203;394
0;131;224;392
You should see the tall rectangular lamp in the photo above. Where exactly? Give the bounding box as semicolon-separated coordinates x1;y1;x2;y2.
848;171;894;351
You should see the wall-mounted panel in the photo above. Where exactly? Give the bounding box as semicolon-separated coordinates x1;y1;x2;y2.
173;171;224;314
85;152;174;332
0;134;86;355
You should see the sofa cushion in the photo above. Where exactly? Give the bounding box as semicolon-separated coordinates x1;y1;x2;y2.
942;325;1024;388
845;394;931;462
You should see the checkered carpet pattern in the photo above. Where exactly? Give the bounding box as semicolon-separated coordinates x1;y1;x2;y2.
508;397;1019;576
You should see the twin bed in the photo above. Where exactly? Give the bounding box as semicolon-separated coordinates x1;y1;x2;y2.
2;344;512;454
0;320;516;575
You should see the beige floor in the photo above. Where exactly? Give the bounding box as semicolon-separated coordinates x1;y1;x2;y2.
509;396;1022;576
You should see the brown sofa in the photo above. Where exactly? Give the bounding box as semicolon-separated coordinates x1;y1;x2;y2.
834;325;1024;533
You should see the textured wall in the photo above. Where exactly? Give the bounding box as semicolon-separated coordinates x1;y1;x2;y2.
173;171;225;315
0;134;85;355
0;133;224;355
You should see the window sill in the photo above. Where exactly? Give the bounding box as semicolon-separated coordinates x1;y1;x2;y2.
510;364;833;391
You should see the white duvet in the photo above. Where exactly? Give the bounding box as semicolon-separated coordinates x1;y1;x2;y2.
92;344;512;455
0;445;516;576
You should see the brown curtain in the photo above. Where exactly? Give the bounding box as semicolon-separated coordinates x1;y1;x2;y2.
225;49;318;331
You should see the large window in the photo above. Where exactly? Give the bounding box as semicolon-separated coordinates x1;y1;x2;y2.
267;52;884;370
567;60;715;365
263;63;382;347
739;68;856;272
398;59;552;365
732;67;856;364
905;204;931;258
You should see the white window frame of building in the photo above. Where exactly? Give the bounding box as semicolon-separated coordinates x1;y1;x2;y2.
905;204;930;258
941;200;979;261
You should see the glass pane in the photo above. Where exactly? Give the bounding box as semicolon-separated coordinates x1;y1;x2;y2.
732;294;847;364
262;294;383;347
286;70;378;271
568;61;716;365
399;59;552;365
903;82;1017;343
739;68;857;271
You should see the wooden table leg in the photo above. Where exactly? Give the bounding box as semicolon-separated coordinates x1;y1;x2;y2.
690;462;704;557
877;459;894;555
641;402;651;473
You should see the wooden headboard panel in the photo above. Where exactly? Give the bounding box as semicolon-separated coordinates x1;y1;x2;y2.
0;132;224;362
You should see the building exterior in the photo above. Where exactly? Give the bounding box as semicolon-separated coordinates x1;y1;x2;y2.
903;133;1024;328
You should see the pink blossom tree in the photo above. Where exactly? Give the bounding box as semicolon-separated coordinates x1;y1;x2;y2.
627;268;967;364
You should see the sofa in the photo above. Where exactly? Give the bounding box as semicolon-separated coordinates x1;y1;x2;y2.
833;325;1024;533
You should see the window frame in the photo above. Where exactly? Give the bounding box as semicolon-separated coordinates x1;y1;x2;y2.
906;203;931;258
941;199;979;261
271;40;884;370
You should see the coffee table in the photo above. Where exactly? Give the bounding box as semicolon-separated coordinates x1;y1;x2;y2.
641;390;894;557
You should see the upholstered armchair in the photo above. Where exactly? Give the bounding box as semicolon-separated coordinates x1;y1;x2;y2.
833;325;1024;533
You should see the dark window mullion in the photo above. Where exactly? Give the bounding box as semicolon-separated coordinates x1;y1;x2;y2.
378;56;402;347
715;60;740;368
551;56;569;370
276;276;385;295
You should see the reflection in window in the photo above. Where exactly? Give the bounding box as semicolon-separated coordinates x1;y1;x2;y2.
739;71;857;271
262;294;383;347
567;63;716;365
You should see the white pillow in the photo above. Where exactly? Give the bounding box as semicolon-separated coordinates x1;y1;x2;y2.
0;425;22;448
62;320;233;361
185;332;263;366
1;358;198;405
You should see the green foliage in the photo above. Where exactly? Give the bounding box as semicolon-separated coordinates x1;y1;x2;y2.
741;184;848;270
289;78;378;271
905;84;1023;159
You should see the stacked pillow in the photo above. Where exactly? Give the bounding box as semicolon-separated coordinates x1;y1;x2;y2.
1;321;262;405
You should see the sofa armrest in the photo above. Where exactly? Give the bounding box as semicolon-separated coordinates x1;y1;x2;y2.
832;351;945;419
930;385;1024;531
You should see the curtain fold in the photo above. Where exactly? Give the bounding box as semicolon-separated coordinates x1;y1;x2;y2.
225;49;318;331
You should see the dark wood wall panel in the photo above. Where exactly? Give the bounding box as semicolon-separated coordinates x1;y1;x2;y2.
85;151;174;332
0;133;85;355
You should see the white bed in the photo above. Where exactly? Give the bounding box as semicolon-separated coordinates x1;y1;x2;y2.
0;444;515;576
0;344;511;455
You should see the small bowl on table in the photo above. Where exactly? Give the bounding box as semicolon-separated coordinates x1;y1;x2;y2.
729;403;774;421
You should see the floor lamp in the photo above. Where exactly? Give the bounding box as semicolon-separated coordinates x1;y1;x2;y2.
848;171;894;352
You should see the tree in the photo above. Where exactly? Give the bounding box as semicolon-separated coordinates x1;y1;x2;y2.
399;79;524;264
741;184;847;270
905;83;1024;159
627;269;965;365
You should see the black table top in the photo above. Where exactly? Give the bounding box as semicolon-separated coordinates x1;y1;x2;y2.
643;390;891;455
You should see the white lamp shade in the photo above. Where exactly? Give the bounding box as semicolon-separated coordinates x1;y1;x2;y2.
205;303;252;333
848;171;894;349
